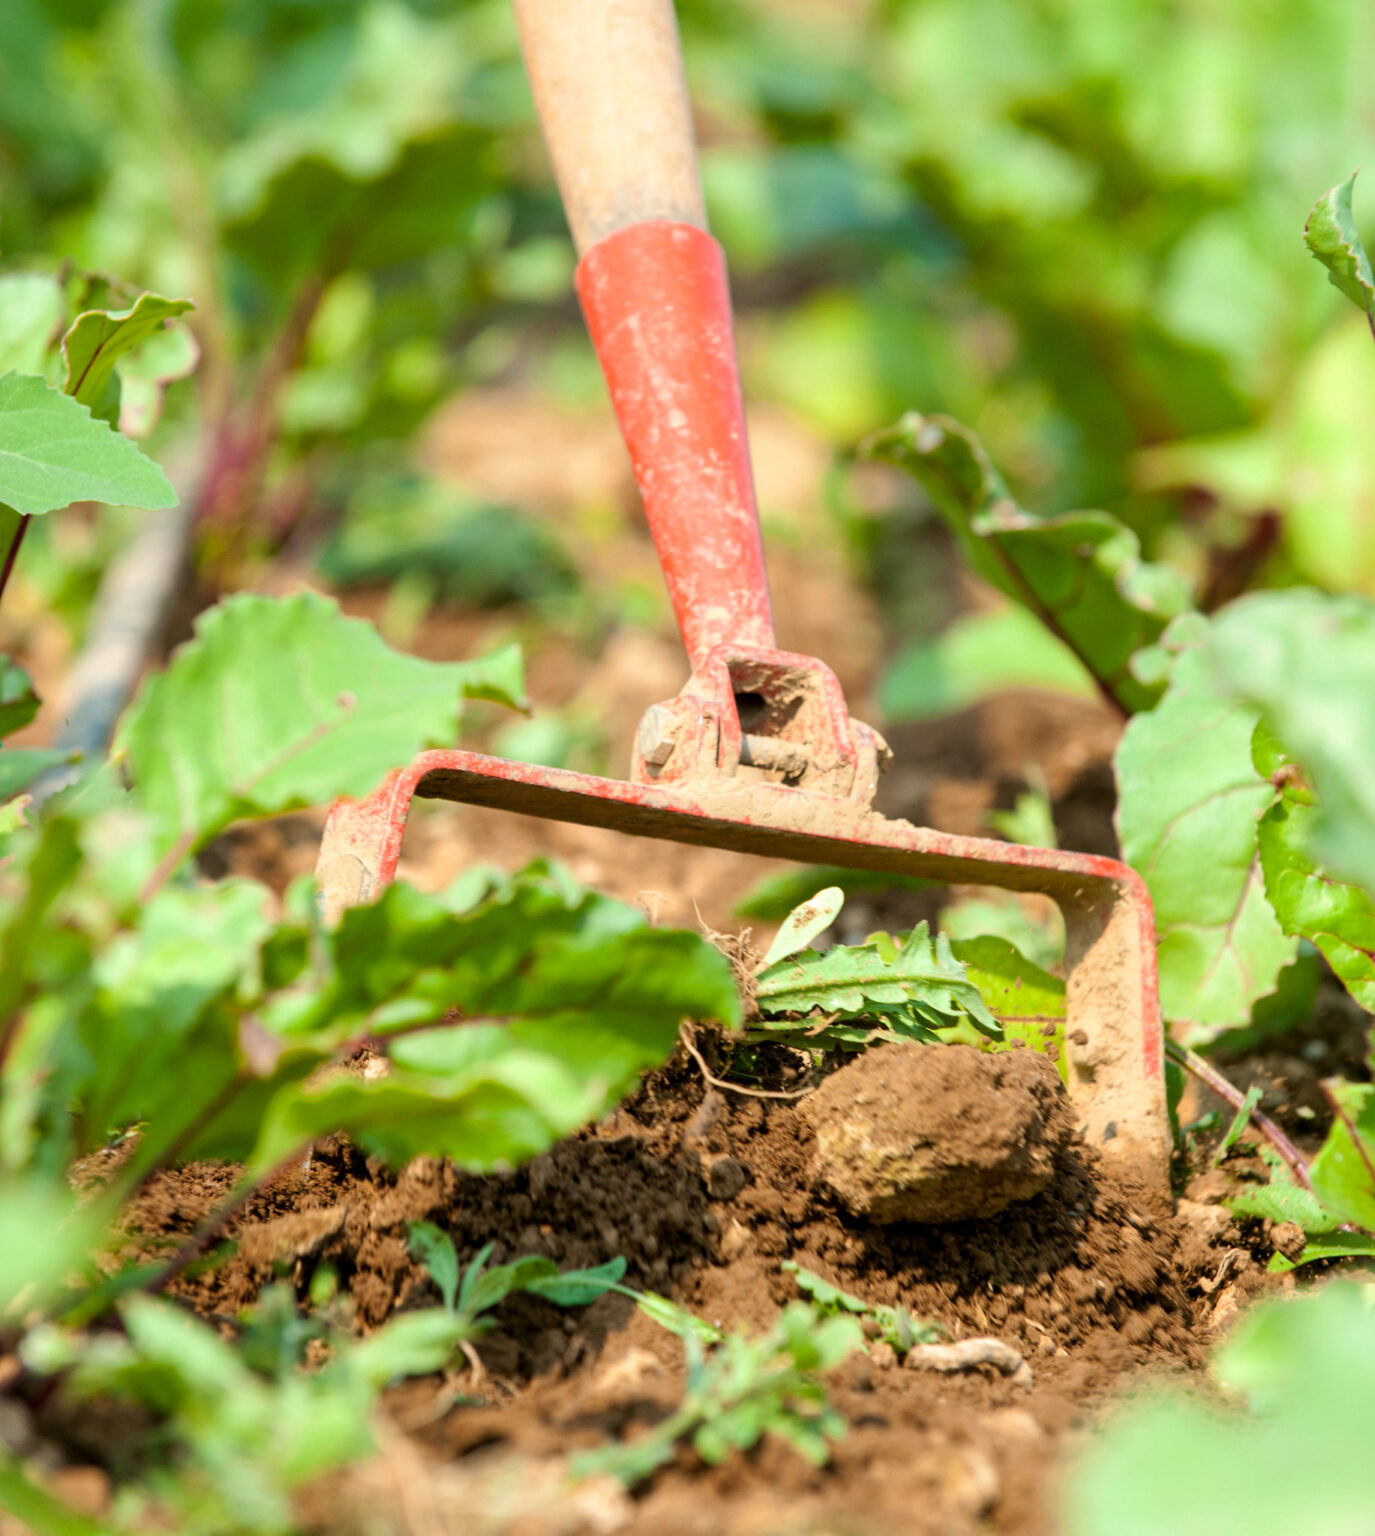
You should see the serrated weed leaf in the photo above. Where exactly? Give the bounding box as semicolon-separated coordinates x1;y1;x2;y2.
864;413;1189;716
62;293;195;424
755;920;1000;1040
114;591;525;861
1305;173;1375;332
762;887;845;966
0;372;176;516
1115;618;1295;1040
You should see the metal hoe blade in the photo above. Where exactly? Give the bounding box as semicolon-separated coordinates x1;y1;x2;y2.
316;0;1170;1210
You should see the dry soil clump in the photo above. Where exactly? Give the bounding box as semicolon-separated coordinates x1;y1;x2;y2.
802;1042;1077;1223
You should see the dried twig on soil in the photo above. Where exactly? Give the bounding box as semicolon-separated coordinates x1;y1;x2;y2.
904;1337;1033;1388
678;1022;815;1101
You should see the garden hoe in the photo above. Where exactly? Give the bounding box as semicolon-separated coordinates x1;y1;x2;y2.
314;0;1170;1206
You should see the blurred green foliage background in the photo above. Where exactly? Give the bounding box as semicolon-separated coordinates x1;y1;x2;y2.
2;0;1374;683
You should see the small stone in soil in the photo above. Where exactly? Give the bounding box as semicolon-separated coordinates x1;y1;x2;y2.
706;1155;749;1200
801;1042;1075;1223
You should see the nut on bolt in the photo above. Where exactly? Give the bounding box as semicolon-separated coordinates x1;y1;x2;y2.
636;703;680;766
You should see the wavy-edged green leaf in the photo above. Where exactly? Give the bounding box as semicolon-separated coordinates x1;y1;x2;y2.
240;864;738;1172
114;592;525;860
1115;617;1295;1041
0;273;62;377
864;412;1190;715
115;321;199;438
0;657;39;736
1309;1079;1375;1233
1206;589;1375;898
1252;726;1375;1011
755;920;1000;1040
250;1047;603;1174
1305;172;1375;332
61;293;194;424
0;372;176;516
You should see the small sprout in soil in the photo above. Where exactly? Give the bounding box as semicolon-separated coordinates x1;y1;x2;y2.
406;1222;628;1339
571;1300;863;1489
783;1260;944;1355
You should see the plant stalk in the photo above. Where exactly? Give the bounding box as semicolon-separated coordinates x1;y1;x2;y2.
0;515;32;611
1167;1039;1314;1190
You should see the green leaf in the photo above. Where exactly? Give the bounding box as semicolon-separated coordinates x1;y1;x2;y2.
631;1291;724;1345
755;920;1001;1040
249;1050;602;1175
1304;173;1375;332
1309;1080;1375;1233
0;1457;116;1536
878;604;1095;722
1115;617;1295;1041
761;887;844;966
1254;764;1375;1011
1066;1284;1375;1536
217;4;472;220
0;1176;109;1317
1268;1231;1375;1272
61;293;194;424
1206;589;1375;899
0;372;176;516
406;1220;459;1312
0;749;65;800
0;273;62;377
114;592;525;860
949;934;1067;1073
240;861;734;1177
75;879;277;1153
523;1256;628;1307
1227;1149;1341;1235
0;657;39;736
864;413;1190;716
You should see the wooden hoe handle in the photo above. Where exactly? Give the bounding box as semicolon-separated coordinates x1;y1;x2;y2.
512;0;707;254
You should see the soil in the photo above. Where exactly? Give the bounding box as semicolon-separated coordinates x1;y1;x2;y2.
5;388;1328;1534
82;1028;1253;1536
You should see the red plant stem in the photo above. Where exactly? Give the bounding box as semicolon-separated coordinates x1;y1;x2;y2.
143;1148;306;1297
0;514;32;611
1168;1039;1314;1190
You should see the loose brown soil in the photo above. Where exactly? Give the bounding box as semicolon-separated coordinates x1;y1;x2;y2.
89;1027;1262;1536
7;389;1323;1534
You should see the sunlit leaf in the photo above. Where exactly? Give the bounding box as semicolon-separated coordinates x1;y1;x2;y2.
865;412;1190;715
1305;172;1375;332
1116;616;1295;1040
0;372;175;516
113;591;525;860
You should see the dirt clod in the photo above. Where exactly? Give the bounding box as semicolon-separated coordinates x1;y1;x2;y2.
801;1043;1077;1223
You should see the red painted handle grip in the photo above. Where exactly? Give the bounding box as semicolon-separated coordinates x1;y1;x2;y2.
576;220;775;671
